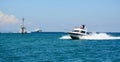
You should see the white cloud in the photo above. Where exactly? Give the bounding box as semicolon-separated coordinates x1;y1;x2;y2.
0;11;20;32
0;11;19;25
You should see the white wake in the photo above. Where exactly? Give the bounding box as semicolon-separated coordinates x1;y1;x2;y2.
60;35;71;39
60;33;120;40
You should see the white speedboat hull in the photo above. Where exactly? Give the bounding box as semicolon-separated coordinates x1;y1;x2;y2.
68;32;84;39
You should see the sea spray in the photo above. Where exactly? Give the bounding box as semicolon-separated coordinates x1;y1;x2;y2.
59;35;71;39
60;33;120;40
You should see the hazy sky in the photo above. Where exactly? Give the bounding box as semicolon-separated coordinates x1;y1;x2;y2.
0;0;120;32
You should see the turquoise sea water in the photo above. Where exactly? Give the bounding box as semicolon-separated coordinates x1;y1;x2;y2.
0;32;120;62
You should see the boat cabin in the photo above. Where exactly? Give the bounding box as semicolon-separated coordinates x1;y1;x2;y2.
73;28;87;35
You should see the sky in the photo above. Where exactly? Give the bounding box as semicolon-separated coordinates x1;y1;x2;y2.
0;0;120;32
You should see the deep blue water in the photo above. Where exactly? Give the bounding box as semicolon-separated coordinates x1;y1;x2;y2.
0;32;120;62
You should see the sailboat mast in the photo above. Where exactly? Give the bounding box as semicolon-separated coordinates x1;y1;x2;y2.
22;18;24;27
21;17;27;34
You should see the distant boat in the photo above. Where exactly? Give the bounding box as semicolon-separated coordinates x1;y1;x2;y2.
32;28;42;33
67;25;87;39
20;18;27;34
34;28;42;32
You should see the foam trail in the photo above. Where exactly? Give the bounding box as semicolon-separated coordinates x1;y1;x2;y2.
81;33;120;40
59;35;71;39
60;33;120;40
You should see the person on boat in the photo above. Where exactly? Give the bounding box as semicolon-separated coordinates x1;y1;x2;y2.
80;25;85;29
82;25;85;29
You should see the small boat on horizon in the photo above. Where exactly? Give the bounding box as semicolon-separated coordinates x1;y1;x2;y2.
31;28;42;33
19;18;27;34
67;25;87;39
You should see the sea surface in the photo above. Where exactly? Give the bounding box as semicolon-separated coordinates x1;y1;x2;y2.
0;32;120;62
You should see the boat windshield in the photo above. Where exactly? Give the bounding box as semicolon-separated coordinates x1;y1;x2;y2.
81;31;86;33
73;30;79;32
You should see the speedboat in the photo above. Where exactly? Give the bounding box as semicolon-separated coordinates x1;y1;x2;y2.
67;25;87;39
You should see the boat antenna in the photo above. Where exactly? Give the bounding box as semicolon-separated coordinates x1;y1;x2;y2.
22;18;24;27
